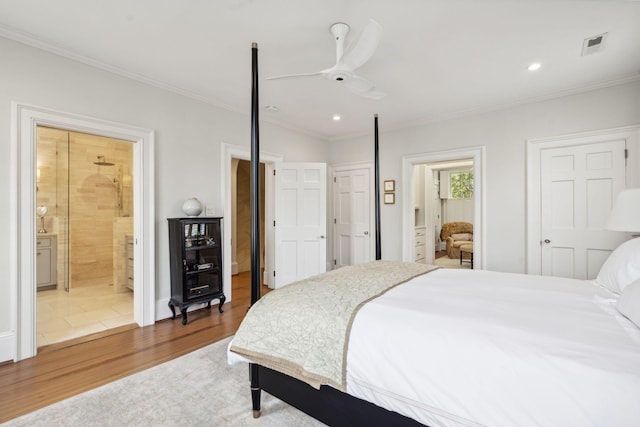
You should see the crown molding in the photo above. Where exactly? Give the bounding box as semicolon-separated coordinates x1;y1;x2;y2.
0;24;330;141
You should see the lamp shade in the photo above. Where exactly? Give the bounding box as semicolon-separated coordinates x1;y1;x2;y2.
605;188;640;232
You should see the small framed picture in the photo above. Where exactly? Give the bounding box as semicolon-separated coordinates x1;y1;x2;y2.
384;193;395;204
384;180;395;192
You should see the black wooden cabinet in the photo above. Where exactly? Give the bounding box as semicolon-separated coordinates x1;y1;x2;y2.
168;217;225;324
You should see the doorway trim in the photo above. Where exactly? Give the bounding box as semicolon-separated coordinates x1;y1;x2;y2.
401;146;485;269
221;143;282;300
526;125;640;275
10;103;155;361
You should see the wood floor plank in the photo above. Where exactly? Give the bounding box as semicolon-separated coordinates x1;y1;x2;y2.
0;274;267;423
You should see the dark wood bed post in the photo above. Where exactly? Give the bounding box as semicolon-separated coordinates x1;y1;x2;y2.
241;83;422;424
249;41;262;418
374;114;381;260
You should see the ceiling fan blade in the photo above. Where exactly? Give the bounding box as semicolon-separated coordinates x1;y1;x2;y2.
343;74;386;99
340;19;382;70
266;71;325;80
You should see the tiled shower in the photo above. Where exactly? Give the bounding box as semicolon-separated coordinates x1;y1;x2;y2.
35;126;134;346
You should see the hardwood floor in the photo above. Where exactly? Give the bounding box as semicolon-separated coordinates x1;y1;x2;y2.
0;272;269;423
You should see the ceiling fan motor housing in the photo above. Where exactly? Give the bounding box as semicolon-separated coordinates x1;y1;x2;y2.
330;22;350;40
329;64;353;82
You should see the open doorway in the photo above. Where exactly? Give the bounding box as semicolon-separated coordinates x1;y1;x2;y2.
231;159;266;295
222;144;282;304
413;160;474;270
221;144;327;299
13;103;155;362
36;126;135;347
402;147;484;270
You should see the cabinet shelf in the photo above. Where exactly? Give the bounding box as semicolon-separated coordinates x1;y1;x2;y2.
185;243;218;251
168;217;225;325
186;267;219;275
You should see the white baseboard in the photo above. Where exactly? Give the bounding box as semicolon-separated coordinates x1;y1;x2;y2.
156;297;174;321
0;331;15;363
231;261;238;275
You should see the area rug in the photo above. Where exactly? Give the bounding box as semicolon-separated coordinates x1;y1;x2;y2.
5;337;324;427
434;255;470;269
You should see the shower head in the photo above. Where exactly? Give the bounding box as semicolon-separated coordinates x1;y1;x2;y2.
94;155;115;166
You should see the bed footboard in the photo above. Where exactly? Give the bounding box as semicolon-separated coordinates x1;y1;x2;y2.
250;364;425;426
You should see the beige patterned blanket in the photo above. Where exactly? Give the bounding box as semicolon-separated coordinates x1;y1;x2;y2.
229;260;437;391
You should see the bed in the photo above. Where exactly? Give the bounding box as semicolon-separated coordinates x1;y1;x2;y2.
228;42;640;427
229;257;640;426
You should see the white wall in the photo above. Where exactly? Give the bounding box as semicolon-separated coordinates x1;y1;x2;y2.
442;198;474;225
0;37;328;343
2;34;639;359
327;80;640;272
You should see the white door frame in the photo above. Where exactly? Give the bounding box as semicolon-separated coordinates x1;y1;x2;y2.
422;164;435;265
330;162;375;269
11;103;155;361
526;125;640;274
221;143;283;299
402;146;485;268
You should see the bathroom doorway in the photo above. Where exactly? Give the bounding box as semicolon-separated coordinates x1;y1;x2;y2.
36;126;134;347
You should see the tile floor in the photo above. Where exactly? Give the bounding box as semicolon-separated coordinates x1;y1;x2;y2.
36;285;134;347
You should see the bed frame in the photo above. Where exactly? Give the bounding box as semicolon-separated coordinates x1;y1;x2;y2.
247;43;423;426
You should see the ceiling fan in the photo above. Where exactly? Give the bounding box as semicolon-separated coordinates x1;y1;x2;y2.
267;19;385;99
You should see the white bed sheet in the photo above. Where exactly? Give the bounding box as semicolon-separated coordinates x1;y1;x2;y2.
346;268;640;427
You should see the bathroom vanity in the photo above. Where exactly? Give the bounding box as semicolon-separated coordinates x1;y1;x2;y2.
36;234;57;291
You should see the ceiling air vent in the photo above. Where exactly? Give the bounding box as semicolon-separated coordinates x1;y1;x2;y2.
581;32;608;56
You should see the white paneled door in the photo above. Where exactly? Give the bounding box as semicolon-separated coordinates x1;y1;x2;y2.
540;140;626;279
334;168;371;268
274;162;327;288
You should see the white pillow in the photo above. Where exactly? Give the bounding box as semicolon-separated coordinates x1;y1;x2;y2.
595;238;640;294
617;279;640;328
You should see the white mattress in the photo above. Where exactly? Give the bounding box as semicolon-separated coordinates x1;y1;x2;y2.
346;268;640;427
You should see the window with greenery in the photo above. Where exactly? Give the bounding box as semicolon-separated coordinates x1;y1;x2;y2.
450;172;474;199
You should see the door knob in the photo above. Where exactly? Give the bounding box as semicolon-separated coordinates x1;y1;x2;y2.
320;235;325;239
364;231;369;235
543;239;551;244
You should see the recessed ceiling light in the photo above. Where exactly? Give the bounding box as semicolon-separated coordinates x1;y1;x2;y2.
528;63;541;71
333;115;341;121
264;105;279;112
